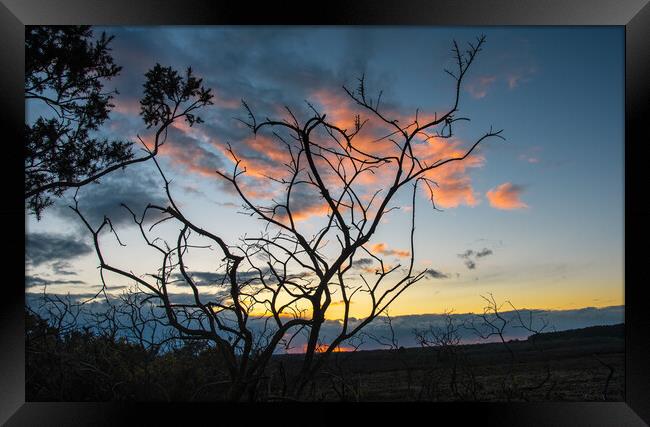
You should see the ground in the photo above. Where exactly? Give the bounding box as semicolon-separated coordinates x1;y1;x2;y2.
269;324;624;401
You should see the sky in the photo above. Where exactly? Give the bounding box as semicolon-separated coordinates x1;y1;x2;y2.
25;26;624;336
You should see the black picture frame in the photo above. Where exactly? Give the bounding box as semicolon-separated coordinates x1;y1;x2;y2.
2;0;648;425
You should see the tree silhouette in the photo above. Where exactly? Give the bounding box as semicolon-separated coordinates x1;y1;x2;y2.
72;34;503;401
25;26;213;218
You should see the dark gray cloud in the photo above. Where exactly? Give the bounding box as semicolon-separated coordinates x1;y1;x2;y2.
458;247;494;270
476;248;493;258
93;27;395;177
26;275;86;288
351;258;374;269
102;27;363;129
52;261;78;276
26;232;93;267
54;167;168;229
170;270;228;287
26;285;624;352
424;269;449;279
170;268;314;287
356;305;623;349
278;184;327;221
171;269;264;287
66;27;431;239
458;249;477;270
215;201;240;209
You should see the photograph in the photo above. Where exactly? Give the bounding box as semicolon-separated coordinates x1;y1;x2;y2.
23;25;627;403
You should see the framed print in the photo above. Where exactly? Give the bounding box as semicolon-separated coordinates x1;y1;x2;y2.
2;0;649;425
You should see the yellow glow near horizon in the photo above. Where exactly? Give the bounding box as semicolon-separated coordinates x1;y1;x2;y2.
322;278;624;320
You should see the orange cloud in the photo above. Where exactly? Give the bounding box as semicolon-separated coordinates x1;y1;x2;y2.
157;125;224;178
486;183;528;210
371;243;410;258
159;85;489;222
411;138;484;208
310;88;485;210
277;199;330;222
213;133;291;180
361;264;396;274
159;141;219;178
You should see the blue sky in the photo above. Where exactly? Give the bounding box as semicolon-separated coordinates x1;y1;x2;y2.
26;26;624;322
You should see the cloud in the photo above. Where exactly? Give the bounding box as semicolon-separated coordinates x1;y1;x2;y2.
507;75;521;89
26;232;93;267
466;75;497;99
275;184;329;222
476;248;493;258
464;259;477;270
52;261;78;276
458;247;493;270
465;60;536;100
26;286;624;352
370;243;410;258
519;154;539;164
486;182;528;210
518;146;542;164
159;125;225;178
506;65;537;89
424;269;449;279
351;258;374;270
55;168;168;228
71;28;496;227
25;275;86;288
170;270;226;286
171;270;262;287
170;269;313;287
320;305;624;350
361;305;622;348
215;201;240;209
460;249;474;257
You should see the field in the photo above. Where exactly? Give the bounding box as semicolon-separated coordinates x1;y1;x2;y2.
269;324;625;401
26;307;624;402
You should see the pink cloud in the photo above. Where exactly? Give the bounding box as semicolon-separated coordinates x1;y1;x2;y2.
466;75;497;99
518;146;542;164
112;98;141;116
506;65;537;89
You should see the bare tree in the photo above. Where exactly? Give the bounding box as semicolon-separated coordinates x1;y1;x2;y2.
465;294;554;401
72;35;503;401
363;311;416;398
465;293;519;400
414;310;480;400
507;300;554;399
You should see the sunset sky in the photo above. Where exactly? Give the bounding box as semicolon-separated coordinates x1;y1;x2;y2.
26;26;624;323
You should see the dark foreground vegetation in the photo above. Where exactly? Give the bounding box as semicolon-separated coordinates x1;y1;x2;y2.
26;309;623;402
